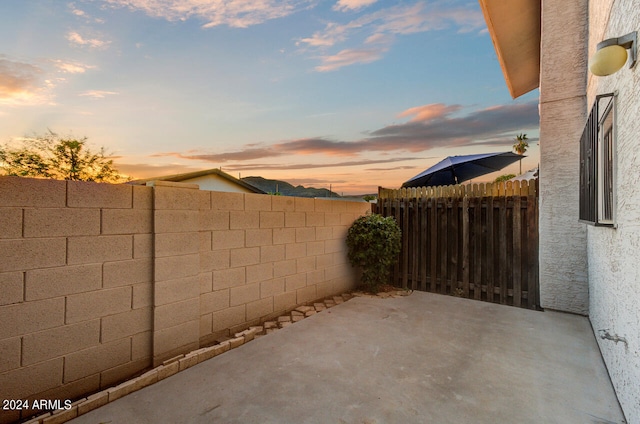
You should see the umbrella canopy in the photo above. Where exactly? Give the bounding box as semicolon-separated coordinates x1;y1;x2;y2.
403;152;524;188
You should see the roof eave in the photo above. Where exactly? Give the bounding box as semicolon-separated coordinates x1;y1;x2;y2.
479;0;541;99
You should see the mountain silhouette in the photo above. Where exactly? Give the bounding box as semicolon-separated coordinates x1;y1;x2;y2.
241;176;340;198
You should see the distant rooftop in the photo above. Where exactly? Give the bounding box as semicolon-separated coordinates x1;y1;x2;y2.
128;168;265;194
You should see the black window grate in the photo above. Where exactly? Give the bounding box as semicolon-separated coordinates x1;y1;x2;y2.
579;93;615;225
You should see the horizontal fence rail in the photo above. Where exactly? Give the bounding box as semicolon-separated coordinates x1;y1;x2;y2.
374;179;539;310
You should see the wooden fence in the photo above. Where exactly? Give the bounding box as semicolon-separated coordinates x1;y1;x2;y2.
373;179;539;309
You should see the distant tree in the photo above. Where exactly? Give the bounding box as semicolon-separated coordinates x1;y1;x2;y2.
513;133;529;154
363;195;376;202
494;174;516;183
0;131;127;183
513;133;529;174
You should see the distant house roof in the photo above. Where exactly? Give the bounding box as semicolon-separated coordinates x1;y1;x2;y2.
478;0;541;98
509;168;539;182
129;168;266;194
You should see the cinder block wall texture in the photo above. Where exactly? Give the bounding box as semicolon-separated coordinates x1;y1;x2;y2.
0;177;369;423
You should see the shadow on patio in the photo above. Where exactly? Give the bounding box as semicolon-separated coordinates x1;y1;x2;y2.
69;291;624;424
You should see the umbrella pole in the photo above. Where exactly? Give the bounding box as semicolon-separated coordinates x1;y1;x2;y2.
519;158;523;175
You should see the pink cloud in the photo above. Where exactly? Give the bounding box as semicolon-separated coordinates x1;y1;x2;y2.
397;104;462;122
300;2;484;71
315;46;388;72
220;157;422;171
52;60;94;74
103;0;313;29
66;31;110;49
0;58;54;106
333;0;378;12
79;90;119;98
152;101;539;164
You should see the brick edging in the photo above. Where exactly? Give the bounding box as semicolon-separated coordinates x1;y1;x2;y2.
23;290;412;424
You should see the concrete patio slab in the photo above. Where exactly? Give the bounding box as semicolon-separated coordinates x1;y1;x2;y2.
69;292;625;424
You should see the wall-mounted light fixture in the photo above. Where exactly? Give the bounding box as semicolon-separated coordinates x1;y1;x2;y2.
589;31;637;76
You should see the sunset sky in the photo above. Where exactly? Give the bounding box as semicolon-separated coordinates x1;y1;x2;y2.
0;0;539;194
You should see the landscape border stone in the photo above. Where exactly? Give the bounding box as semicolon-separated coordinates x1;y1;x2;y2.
24;289;411;424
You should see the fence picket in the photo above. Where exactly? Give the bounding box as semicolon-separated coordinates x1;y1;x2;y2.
420;198;428;291
498;197;507;304
450;196;459;293
412;198;419;290
486;195;495;303
513;194;522;307
402;198;409;289
439;198;448;294
376;179;538;310
430;198;438;292
462;195;470;297
472;195;482;300
394;196;401;286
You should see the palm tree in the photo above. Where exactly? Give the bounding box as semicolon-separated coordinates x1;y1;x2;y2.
513;133;528;174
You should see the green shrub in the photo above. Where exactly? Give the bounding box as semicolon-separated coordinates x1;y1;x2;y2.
346;214;401;292
494;173;516;183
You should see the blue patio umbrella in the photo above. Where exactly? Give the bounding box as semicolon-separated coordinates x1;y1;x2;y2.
402;151;524;188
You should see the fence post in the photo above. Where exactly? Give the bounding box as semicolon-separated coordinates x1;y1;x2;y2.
420;196;428;291
401;194;409;289
527;179;539;309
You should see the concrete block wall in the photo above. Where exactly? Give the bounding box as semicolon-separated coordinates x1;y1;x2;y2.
0;176;369;422
0;177;154;423
197;192;369;350
152;181;202;366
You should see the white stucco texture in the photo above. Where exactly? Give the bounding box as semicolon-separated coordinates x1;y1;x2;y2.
586;1;640;422
538;0;589;314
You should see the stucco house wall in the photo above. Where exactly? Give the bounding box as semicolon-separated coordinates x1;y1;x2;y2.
130;168;264;194
538;0;589;314
173;174;256;193
584;1;640;422
480;0;639;420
